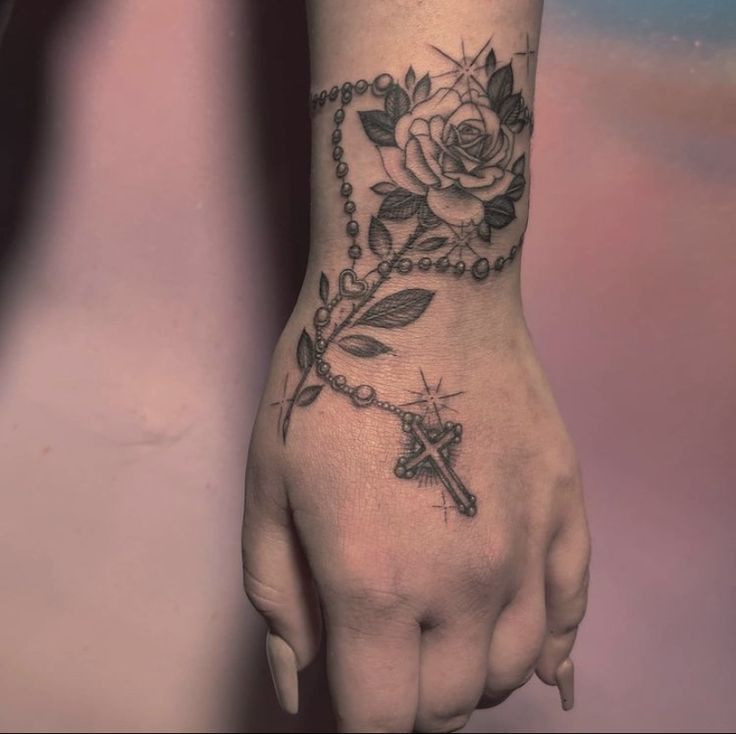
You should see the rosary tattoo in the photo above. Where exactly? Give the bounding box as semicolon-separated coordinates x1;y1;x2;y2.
273;39;534;520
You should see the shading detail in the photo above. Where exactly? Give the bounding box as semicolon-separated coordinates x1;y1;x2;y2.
277;41;532;519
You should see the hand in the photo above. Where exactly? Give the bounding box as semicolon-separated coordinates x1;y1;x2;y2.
243;301;590;732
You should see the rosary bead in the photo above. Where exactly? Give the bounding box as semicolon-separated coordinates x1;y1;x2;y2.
418;257;432;270
328;85;339;101
316;361;331;377
332;129;342;145
314;307;331;326
346;220;359;236
352;384;376;407
398;258;412;274
332;145;343;161
332;374;346;388
341;89;353;104
344;200;356;214
454;261;466;275
494;256;506;271
372;73;393;95
319;90;327;105
341;81;353;93
377;260;392;276
340;182;353;197
435;256;450;272
336;162;349;178
477;220;491;241
509;244;518;260
315;337;327;352
355;79;369;94
471;257;490;280
334;108;345;124
348;244;362;259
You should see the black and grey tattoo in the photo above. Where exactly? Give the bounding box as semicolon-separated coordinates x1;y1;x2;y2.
275;40;534;519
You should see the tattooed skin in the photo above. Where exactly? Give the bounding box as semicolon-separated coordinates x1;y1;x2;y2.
276;40;533;519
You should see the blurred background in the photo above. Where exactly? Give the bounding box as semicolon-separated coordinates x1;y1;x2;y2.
0;1;734;731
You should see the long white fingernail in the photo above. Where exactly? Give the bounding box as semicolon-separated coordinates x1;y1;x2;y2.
555;658;574;711
266;632;299;715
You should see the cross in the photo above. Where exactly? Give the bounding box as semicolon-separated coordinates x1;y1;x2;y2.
514;33;537;77
395;414;477;517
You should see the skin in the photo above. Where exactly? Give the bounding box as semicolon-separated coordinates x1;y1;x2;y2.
243;2;591;731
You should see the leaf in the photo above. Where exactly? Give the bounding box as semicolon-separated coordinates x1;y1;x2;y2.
413;73;431;103
506;174;525;201
405;66;416;89
417;201;442;229
281;414;290;442
512;155;526;176
378;188;423;220
368;216;393;258
338;334;393;357
296;384;323;407
385;84;411;120
498;93;524;127
319;272;329;304
296;329;314;371
355;288;434;329
371;181;397;195
358;110;396;147
487;63;513;110
484;195;516;229
484;48;497;77
415;236;448;252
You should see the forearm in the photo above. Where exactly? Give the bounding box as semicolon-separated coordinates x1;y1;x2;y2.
305;0;542;323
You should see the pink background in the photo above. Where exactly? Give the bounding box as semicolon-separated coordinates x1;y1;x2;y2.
0;1;734;731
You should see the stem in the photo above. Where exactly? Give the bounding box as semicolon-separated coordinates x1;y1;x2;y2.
281;366;311;442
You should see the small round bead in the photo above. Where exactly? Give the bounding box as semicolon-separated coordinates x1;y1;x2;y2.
328;86;339;101
454;261;466;275
348;244;362;259
471;257;490;280
435;256;449;272
341;89;353;104
395;464;406;478
352;384;376;407
334;108;345;124
355;79;369;94
494;256;506;271
332;374;346;388
341;81;353;93
344;200;356;214
346;220;359;236
372;73;393;95
377;261;392;276
418;257;432;270
477;220;491;241
311;94;319;109
336;162;349;178
316;361;330;376
314;307;330;326
315;338;326;352
332;129;342;145
398;258;412;274
319;90;327;105
340;182;352;197
332;146;343;161
509;245;518;260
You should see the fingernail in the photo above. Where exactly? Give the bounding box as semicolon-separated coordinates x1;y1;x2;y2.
555;658;574;711
266;632;299;715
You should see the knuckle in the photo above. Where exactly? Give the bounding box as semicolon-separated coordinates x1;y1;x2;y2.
242;567;288;620
417;711;471;733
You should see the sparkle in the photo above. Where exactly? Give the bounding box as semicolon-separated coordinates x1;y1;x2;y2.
401;368;464;428
430;38;494;98
513;33;537;77
447;223;482;261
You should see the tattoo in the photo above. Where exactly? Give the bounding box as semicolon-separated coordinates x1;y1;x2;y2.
275;39;534;519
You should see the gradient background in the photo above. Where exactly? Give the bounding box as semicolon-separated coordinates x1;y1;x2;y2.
0;1;734;731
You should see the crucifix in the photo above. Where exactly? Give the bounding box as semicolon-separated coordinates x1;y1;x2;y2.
394;414;477;517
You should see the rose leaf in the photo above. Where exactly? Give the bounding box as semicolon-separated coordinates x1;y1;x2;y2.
413;73;431;104
385;84;411;121
296;384;323;407
338;334;393;358
355;288;434;329
487;63;513;110
296;329;315;371
506;174;525;202
512;155;526;176
359;110;396;147
369;216;393;258
371;181;398;195
378;189;423;220
484;195;516;229
484;49;497;77
405;66;416;89
319;272;329;304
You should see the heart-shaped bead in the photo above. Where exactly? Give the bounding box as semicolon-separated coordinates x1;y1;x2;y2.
339;268;367;298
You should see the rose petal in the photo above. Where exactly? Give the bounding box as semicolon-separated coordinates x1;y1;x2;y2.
478;105;502;138
447;103;484;130
415;134;446;181
378;146;427;195
426;187;485;226
405;136;440;186
472;170;515;201
394;88;463;148
408;118;430;138
444;165;505;190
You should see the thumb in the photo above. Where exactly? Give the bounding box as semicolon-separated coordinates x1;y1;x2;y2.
242;463;321;715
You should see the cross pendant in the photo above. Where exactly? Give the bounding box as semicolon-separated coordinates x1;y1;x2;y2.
394;414;477;517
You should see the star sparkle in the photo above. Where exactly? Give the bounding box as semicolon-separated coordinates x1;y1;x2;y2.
401;368;464;428
270;373;293;438
430;38;494;98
